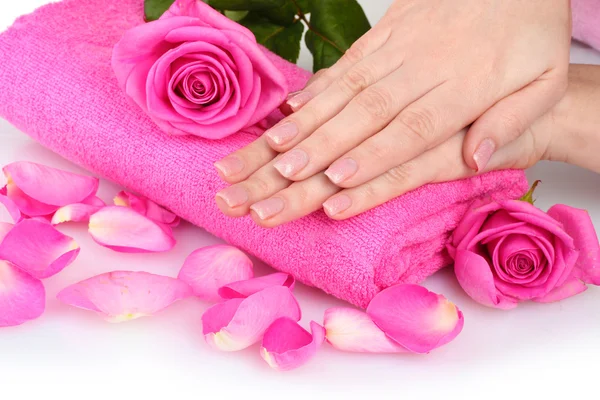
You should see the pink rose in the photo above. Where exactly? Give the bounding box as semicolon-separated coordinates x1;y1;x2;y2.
112;0;287;139
447;199;600;309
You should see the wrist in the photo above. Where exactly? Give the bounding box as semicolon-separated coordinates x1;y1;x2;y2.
542;64;600;173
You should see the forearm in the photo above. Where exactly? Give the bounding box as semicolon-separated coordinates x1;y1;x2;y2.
544;64;600;173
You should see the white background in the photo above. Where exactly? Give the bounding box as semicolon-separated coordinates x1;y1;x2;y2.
2;1;600;399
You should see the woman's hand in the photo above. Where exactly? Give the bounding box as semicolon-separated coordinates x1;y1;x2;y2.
215;63;600;228
213;0;576;227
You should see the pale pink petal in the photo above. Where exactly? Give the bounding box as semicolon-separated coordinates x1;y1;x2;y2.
0;222;13;242
88;206;176;253
218;272;294;299
0;194;21;223
178;245;253;302
82;195;106;207
5;181;57;217
547;204;600;285
453;250;519;310
51;203;103;225
532;276;588;303
202;286;301;351
260;318;325;371
323;308;407;353
0;219;80;279
0;260;45;327
3;162;99;215
57;271;193;322
114;191;180;226
366;284;464;354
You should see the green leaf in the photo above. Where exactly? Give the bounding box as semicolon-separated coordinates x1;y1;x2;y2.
207;0;287;10
240;13;304;63
224;10;249;21
520;180;541;205
305;0;371;72
144;0;175;21
259;2;297;25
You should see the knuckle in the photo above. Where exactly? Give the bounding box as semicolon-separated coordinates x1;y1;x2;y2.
383;162;414;186
246;175;271;195
354;86;394;120
395;107;438;144
362;141;390;162
499;111;526;139
358;182;377;201
343;41;367;64
339;65;373;94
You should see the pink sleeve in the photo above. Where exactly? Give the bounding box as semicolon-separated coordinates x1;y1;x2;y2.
572;0;600;51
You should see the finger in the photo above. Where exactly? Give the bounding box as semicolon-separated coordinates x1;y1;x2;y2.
265;45;404;153
214;135;277;184
463;70;567;171
322;80;487;188
280;68;328;116
271;64;445;181
248;173;340;228
215;156;291;217
322;132;472;220
280;22;393;114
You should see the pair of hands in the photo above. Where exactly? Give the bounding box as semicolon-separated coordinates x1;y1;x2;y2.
215;0;572;227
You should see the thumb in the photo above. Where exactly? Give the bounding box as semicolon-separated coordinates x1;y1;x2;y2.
463;71;567;172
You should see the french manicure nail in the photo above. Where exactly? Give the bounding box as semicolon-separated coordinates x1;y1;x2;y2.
473;138;496;172
216;186;249;208
324;158;359;184
323;195;352;217
265;122;299;145
273;149;309;178
250;197;285;220
214;155;244;177
286;91;312;111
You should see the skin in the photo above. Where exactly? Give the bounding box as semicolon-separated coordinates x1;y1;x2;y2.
213;0;588;226
214;64;600;228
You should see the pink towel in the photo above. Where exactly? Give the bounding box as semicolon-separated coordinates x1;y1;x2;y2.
572;0;600;51
0;0;527;308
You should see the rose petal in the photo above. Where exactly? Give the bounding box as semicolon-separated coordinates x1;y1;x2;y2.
201;286;301;351
0;260;45;327
366;284;465;354
218;272;294;299
453;250;519;309
3;162;99;215
114;191;179;226
323;307;408;353
0;194;21;223
0;219;80;279
161;0;256;42
82;195;106;207
178;245;254;302
88;206;176;253
56;271;192;322
0;222;12;241
532;276;588;303
51;203;103;225
260;318;325;371
548;204;600;285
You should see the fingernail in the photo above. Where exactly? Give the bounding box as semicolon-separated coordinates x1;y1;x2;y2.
286;91;312;111
265;121;298;145
214;155;244;177
273;149;309;178
324;158;358;184
473;138;496;172
323;195;352;217
216;186;249;208
250;197;285;220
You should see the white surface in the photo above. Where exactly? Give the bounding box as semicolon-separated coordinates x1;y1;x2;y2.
2;1;600;399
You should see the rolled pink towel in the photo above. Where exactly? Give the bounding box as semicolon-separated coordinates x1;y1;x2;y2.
572;0;600;51
0;0;527;307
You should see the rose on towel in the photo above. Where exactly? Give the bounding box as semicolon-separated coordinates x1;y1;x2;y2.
112;0;287;139
447;183;600;309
